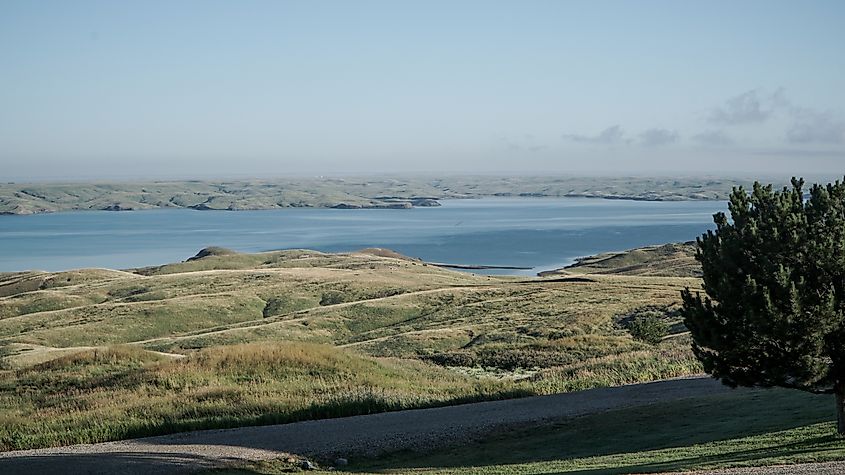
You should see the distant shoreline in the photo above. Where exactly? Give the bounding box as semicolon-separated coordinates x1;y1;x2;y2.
0;194;723;216
0;176;749;216
427;261;533;271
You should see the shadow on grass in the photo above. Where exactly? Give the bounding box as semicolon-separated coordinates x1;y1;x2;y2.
0;450;230;475
13;388;536;452
351;435;843;475
206;436;845;475
559;436;841;474
352;389;837;473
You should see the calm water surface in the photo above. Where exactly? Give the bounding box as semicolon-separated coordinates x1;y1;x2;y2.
0;198;726;275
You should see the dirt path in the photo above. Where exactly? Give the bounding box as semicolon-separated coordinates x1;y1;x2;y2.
0;378;731;474
5;344;186;367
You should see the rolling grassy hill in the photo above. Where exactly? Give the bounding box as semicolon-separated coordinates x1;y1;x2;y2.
546;242;700;278
0;246;702;450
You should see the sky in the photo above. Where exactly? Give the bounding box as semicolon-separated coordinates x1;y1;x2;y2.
1;0;843;181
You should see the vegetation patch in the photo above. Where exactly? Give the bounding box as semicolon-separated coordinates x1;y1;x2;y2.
0;342;529;451
188;247;238;261
262;295;315;317
560;242;701;278
531;339;702;393
626;316;669;345
319;291;347;306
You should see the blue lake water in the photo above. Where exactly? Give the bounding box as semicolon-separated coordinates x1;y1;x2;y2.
0;198;727;275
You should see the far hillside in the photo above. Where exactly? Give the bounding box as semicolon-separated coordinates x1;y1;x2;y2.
544;242;701;278
0;176;752;215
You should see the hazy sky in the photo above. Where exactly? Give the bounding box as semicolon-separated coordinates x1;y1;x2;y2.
1;0;843;180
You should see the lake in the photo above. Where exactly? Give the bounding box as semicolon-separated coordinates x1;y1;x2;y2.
0;198;726;275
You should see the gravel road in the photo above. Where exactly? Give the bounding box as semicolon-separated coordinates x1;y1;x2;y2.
0;377;736;474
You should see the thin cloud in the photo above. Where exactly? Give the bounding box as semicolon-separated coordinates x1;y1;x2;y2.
709;89;773;125
786;108;845;144
748;148;845;158
504;134;548;153
562;125;625;145
692;130;734;146
639;128;679;147
710;88;844;146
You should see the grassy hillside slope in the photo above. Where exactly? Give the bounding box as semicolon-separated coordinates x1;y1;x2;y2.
0;247;702;450
548;242;701;278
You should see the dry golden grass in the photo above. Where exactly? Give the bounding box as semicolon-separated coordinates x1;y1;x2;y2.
551;242;700;277
0;342;528;451
0;248;704;450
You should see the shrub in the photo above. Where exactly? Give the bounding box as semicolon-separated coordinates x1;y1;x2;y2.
628;315;669;345
0;345;13;370
319;291;346;306
262;296;293;317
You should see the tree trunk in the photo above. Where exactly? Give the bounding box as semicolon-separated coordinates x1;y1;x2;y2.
836;382;845;437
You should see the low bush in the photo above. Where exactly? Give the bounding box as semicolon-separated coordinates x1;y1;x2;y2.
628;315;669;345
319;291;346;306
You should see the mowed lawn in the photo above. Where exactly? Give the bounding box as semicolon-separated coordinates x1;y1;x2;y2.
221;388;842;474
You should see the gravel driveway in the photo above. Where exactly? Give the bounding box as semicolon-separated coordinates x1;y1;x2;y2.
0;377;735;474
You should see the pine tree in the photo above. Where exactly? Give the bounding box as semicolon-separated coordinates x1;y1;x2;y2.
682;177;845;434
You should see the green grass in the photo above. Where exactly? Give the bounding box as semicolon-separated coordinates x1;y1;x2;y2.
0;249;697;365
219;388;842;474
0;342;531;451
0;338;703;452
530;340;702;393
557;242;701;278
0;248;708;451
360;388;835;473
